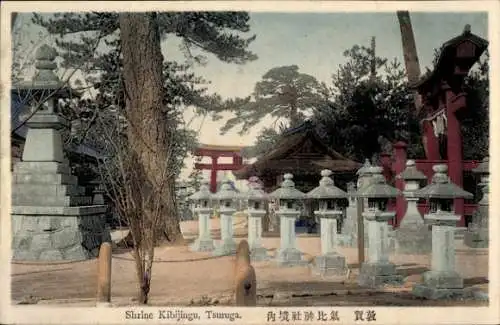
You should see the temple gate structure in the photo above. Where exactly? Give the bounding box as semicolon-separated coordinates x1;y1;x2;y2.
387;25;488;227
194;144;247;193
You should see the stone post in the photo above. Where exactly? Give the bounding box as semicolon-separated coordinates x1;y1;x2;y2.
395;160;431;254
464;157;489;248
245;177;269;261
307;170;348;276
96;242;112;306
188;181;215;252
270;173;306;266
356;167;404;288
213;181;238;256
413;164;474;299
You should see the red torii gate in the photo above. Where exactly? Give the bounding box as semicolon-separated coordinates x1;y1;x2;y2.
381;25;488;228
194;144;248;193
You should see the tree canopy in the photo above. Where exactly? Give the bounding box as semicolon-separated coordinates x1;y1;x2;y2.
220;65;329;135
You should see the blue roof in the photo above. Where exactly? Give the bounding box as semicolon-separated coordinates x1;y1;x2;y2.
10;94;104;160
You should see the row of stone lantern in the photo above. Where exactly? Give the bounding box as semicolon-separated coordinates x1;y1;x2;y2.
187;162;477;298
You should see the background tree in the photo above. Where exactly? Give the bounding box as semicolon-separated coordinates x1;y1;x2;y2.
220;65;329;135
314;38;424;163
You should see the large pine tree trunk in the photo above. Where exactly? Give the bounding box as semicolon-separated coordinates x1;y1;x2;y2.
397;11;421;87
119;13;184;247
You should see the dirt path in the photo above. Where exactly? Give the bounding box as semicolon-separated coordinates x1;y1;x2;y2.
11;220;489;306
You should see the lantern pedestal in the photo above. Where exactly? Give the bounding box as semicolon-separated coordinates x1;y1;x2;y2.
395;195;432;255
312;211;347;276
338;196;361;247
247;209;268;261
190;208;215;252
464;187;489;248
213;207;237;256
413;212;466;299
358;210;403;287
276;209;304;266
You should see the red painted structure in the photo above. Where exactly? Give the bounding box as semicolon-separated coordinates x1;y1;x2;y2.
386;26;488;228
194;144;247;192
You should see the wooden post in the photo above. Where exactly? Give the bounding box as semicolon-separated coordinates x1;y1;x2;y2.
96;242;112;305
234;240;257;306
356;198;365;265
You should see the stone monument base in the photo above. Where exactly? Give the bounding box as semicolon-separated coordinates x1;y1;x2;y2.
395;226;432;254
413;271;485;300
212;239;237;256
312;253;348;276
250;246;269;261
463;230;488;248
275;248;306;267
189;238;215;252
358;262;404;288
12;206;109;261
412;285;467;300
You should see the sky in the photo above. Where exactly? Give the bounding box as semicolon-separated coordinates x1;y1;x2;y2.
12;11;488;181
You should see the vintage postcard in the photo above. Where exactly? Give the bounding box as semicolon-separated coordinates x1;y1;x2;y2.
1;1;499;324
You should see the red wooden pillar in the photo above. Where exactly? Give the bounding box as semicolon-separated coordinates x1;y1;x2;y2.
393;141;408;227
210;156;219;193
445;85;466;226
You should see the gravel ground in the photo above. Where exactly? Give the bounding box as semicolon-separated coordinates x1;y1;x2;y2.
11;218;489;307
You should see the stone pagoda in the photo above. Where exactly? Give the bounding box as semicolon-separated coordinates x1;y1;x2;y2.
11;44;110;261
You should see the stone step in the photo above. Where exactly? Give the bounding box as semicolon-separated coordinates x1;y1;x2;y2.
14;161;71;175
12;183;86;197
12;194;92;207
12;173;78;185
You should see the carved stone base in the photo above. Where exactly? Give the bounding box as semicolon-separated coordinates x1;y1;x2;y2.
275;248;306;267
189;238;215;252
12;213;109;261
212;239;237;256
312;253;348;277
463;229;488;248
358;262;404;288
250;246;269;261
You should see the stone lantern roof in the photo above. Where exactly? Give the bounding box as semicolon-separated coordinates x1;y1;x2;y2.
414;165;473;199
397;160;427;181
13;44;80;98
245;177;268;201
356;167;400;198
356;159;372;176
269;173;305;200
472;156;489;175
189;181;213;201
214;180;239;201
307;169;348;199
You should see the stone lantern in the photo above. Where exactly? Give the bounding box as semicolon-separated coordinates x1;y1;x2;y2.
412;164;474;299
345;159;375;249
356;159;373;191
245;176;269;261
269;173;306;266
188;181;215;252
307;170;348;276
355;166;403;287
213;180;239;256
395;160;431;254
464;157;489;248
11;44;109;261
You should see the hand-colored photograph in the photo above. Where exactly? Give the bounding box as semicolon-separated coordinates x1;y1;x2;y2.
1;2;497;324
